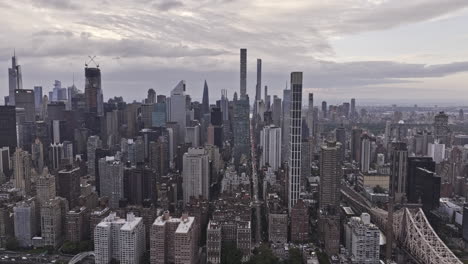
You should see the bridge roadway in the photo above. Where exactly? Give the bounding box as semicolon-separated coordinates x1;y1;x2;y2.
341;185;462;264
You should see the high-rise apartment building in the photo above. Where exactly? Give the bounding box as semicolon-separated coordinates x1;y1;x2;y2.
345;213;380;264
434;111;450;145
389;142;408;202
281;89;291;163
360;134;372;173
66;207;90;242
260;125;282;171
87;135;102;176
57;166;81;209
207;221;221;264
183;148;210;203
98;156;124;208
351;128;363;163
335;125;346;162
36;170;56;204
288;72;303;211
290;199;309;243
319;141;341;214
41;197;69;248
119;213;146;264
240;49;247;99
13;148;31;195
255;58;262;103
14;198;37;248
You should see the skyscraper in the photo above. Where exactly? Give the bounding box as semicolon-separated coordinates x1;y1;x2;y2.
319;141;341;213
13;148;31;196
0;106;17;152
8;52;22;106
255;59;262;103
182;148;210;203
240;48;247;99
57;166;81;209
202;80;210;117
306;93;314;137
232;96;250;165
147;88;156;104
98;156;124;208
288;72;303;211
322;101;327;119
84;66;103;116
15;89;35;122
260;125;282;171
406;157;440;210
335;125;346;162
281;89;291;163
434;111;451;145
34;86;43;114
345;213;380;263
350;98;356;120
351;127;363;163
389;142;408;202
360;134;372;173
168;80;187;142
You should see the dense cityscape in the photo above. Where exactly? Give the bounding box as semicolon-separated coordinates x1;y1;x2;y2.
0;46;466;264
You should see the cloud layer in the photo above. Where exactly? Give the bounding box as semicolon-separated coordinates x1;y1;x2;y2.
0;0;468;104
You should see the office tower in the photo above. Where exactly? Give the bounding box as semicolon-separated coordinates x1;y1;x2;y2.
290;199;309;243
149;138;168;176
49;142;63;171
13;199;37;248
15;89;35;122
41;95;49;120
34;86;43;113
255;59;262;103
168;80;187;142
147;88;156;104
406;157;439;209
141;104;154;128
240;48;247;99
13;148;31;195
360;134;372;173
434;111;450;145
306;93;314;137
41;197;68;248
8;53;22;106
207;108;224;149
271;96;282;127
57;166;81;209
36;170;56;204
84;66;103;115
335;125;346;162
428;141;445;163
322;101;327;118
183;148;210;203
152;101;167;127
319;141;341;213
351;128;363;163
207;221;222;264
345;213;380;264
66;207;90;242
185;122;200;147
0;106;17;152
119;213;146;264
87;135;102;176
281;89;291;162
389;142;408;202
232;96;250;165
220;89;229;122
31;138;44;174
264;86;270;110
150;212;198;264
0;147;10;183
288;72;303;211
350;98;356;120
201;80;210;117
99;156;124;208
260;125;282;171
124;164;157;205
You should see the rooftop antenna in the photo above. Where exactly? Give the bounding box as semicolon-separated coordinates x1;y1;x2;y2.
85;55;99;68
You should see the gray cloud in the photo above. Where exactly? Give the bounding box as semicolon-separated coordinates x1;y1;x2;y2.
152;0;184;11
30;0;80;10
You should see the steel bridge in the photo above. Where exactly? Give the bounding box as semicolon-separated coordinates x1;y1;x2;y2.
341;187;462;264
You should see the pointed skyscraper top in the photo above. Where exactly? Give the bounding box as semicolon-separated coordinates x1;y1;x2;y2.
202;80;209;116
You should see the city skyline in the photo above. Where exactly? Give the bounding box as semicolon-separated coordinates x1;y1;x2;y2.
1;1;468;104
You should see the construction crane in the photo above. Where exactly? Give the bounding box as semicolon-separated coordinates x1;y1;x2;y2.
85;55;99;68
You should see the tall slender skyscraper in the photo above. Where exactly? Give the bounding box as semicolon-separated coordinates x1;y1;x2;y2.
34;86;43;114
240;49;247;99
288;72;303;212
321;101;327;119
306;93;314;137
202;80;210;117
8;52;22;106
389;142;408;202
281;88;291;162
84;66;103;115
255;59;262;102
350;98;356;120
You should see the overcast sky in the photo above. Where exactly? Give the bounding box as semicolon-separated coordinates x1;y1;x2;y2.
1;0;468;105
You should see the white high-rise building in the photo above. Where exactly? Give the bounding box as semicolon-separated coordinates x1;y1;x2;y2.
98;157;124;208
345;213;380;264
183;148;210;203
168;80;187;143
260;125;282;171
185;124;200;147
288;72;303;212
428;141;446;164
94;213;125;264
36;169;56;204
119;213;146;264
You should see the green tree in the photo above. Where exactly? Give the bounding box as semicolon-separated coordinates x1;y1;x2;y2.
247;245;280;264
285;248;302;264
5;237;19;250
373;185;385;194
221;242;243;264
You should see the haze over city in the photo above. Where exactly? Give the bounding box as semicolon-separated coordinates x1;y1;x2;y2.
1;0;468;104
